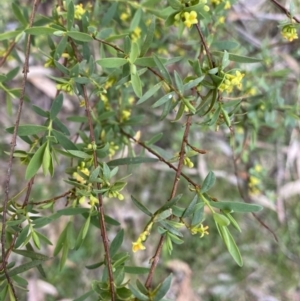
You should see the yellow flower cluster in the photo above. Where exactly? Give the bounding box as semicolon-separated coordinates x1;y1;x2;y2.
108;190;124;200
132;223;153;252
219;70;244;93
183;11;198;28
248;164;263;195
281;24;298;42
74;3;86;20
183;156;194;168
131;27;141;42
190;224;209;238
109;142;119;158
73;162;90;184
211;0;231;9
56;82;73;95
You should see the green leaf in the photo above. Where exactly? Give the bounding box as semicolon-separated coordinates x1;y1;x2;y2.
182;194;198;218
57;207;90;216
130;42;140;63
25;142;47;180
131;72;142;97
97;58;128;68
153;274;172;301
67;1;74;31
131;196;152;216
210;201;263;213
1;260;47;278
183;76;204;91
52;129;78;150
102;2;118;26
223;211;242;232
60;241;69;271
174;71;183;94
154;55;172;84
12;249;49;261
6;125;47;136
12;3;28;27
213;212;230;226
82;214;91;240
53;224;68;256
50;93;63;120
154;209;172;222
67;31;93;42
108;157;158;166
110;229;124;257
216;224;243;266
146;133;163;145
211;40;239;51
212;51;262;63
129;284;148;301
140;17;156;56
152;92;174;108
191;203;205;226
137;82;163;105
25;27;57;35
67;150;91;159
15;224;30;248
201;171;216;193
130;8;142;31
54;36;68;60
124;266;150;274
0;29;23;41
42;142;51;176
32;230;41;249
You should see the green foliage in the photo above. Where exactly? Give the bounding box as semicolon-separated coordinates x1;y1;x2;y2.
0;0;300;300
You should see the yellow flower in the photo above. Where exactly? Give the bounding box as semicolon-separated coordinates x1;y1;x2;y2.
131;27;142;42
183;11;198;28
120;12;130;21
281;24;298;42
219;70;244;94
74;3;86;20
224;1;231;9
254;164;263;173
190;224;209;238
132;239;146;252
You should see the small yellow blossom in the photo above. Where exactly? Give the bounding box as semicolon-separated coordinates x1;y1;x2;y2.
131;27;142;42
254;164;263;173
224;1;231;9
120;12;130;21
183;11;198;28
74;3;86;20
183;157;194;168
219;70;244;94
281;24;298;42
121;109;131;121
249;176;260;187
109;142;119;158
190;224;209;238
73;163;90;184
218;16;225;24
132;239;146;252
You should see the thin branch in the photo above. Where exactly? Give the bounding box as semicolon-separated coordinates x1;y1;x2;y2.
0;41;16;68
195;24;214;69
144;115;193;289
121;129;199;188
269;0;300;23
30;190;72;205
1;0;41;298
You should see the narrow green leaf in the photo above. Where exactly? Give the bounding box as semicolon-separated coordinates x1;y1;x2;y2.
101;2;118;26
12;3;27;27
140;17;155;56
52;129;78;150
153;274;172;301
137;82;163;105
213;212;230;226
54;36;68;60
25;27;57;35
211;40;239;51
6;260;46;277
108;157;158;166
67;150;91;159
201;171;216;193
174;71;183;94
159;221;183;237
131;72;142;97
182;194;198;218
60;242;69;271
210;201;263;213
152;92;173;108
42;142;51;176
130;8;142;31
110;229;124;257
82;215;91;240
31;231;41;249
6;125;47;136
212;51;262;63
13;249;49;261
67;31;93;42
50;93;63;120
154;55;172;84
0;29;23;41
154;209;172;222
67;1;74;31
131;196;152;216
124;266;150;274
15;224;30;248
58;207;90;216
191;203;205;226
183;76;204;91
146;133;163;146
223;211;242;232
130;42;140;63
53;224;68;256
129;284;148;301
25;142;47;180
97;58;128;68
